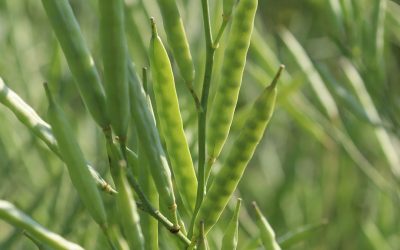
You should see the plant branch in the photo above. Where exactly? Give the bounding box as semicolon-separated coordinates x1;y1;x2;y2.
190;0;216;238
213;16;230;48
126;173;191;246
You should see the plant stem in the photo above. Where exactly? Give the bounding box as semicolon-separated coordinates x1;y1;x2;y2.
187;84;202;112
190;0;215;238
126;173;191;246
213;16;230;48
106;135;189;246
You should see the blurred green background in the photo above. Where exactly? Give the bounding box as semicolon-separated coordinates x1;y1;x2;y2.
0;0;399;249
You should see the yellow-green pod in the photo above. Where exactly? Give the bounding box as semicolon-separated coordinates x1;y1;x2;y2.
0;200;84;250
207;0;258;165
149;19;197;211
41;0;109;129
127;60;179;229
44;84;107;228
221;198;242;250
0;78;116;194
107;141;144;250
99;0;130;142
193;66;283;239
252;202;281;250
155;0;195;85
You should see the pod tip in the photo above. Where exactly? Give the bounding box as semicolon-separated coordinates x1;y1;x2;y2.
251;201;259;211
150;17;157;36
269;65;285;89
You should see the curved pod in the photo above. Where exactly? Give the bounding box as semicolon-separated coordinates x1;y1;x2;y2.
207;0;258;164
149;19;198;211
127;61;179;228
155;0;195;85
41;0;109;128
194;66;283;239
44;84;107;228
107;142;145;250
253;202;281;250
0;200;84;250
99;0;130;141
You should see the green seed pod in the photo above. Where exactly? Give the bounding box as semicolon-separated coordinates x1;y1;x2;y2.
252;202;281;250
41;0;109;128
194;66;283;239
138;144;159;250
127;60;179;229
221;198;242;250
0;79;116;194
155;0;195;85
99;0;130;142
0;200;84;250
149;19;197;212
0;78;57;154
207;0;258;165
44;84;107;228
107;141;144;250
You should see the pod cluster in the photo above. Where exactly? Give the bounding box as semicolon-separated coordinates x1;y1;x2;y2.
193;66;283;240
0;0;287;248
207;0;259;165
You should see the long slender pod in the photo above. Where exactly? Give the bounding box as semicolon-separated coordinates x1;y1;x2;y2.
138;147;159;250
149;19;198;212
0;78;115;194
41;0;109;129
0;200;84;250
137;70;159;250
127;60;179;230
207;0;258;168
221;198;242;250
155;0;195;87
252;202;281;250
98;0;129;142
193;66;283;240
107;141;145;250
44;84;107;228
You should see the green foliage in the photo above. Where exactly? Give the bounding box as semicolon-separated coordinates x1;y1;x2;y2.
0;0;399;249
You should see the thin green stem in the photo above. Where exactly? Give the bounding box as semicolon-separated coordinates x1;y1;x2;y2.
190;0;215;238
105;135;187;243
126;173;191;246
213;16;230;48
201;0;213;47
187;84;202;112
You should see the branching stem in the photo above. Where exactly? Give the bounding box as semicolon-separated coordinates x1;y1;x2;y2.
190;0;216;238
